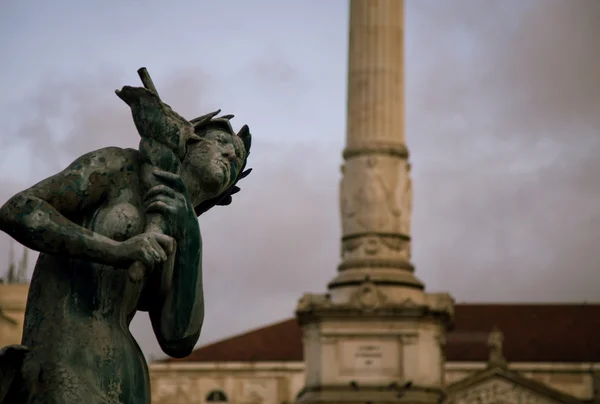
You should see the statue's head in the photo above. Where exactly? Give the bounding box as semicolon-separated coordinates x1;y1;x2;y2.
180;110;252;216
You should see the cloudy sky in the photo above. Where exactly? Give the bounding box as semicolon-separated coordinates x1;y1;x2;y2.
0;0;599;360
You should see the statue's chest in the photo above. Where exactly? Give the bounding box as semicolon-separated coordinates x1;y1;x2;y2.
90;191;144;241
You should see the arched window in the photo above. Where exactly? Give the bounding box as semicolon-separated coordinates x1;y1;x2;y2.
206;390;228;402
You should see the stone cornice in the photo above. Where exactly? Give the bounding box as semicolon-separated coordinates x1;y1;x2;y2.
149;361;600;372
149;362;305;373
296;283;454;327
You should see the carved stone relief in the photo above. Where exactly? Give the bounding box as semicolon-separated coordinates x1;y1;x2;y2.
348;281;388;311
340;156;409;235
296;293;332;312
339;156;412;265
427;293;455;318
237;379;276;404
452;378;559;404
340;235;410;262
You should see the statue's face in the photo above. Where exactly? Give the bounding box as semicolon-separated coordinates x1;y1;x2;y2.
182;128;246;203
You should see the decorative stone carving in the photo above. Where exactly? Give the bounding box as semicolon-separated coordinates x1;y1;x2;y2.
453;378;555;404
427;293;455;317
296;293;333;312
341;235;410;264
364;236;380;255
400;298;420;308
348;280;388;311
339;154;413;270
298;286;451;316
379;236;405;251
340;156;409;236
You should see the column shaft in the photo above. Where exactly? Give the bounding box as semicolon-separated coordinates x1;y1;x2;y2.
333;0;418;290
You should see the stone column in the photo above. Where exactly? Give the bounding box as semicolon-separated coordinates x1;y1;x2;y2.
295;2;454;402
329;0;422;294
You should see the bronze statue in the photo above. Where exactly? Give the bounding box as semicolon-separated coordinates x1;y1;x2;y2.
0;68;252;404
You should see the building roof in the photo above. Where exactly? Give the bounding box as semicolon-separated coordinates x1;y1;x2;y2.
162;304;600;364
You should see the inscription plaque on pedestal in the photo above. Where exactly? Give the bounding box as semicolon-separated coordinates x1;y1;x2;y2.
337;339;402;378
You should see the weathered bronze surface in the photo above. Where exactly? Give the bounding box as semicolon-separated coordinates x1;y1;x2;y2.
0;68;252;404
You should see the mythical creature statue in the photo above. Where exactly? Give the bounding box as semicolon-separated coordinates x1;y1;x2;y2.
0;68;252;404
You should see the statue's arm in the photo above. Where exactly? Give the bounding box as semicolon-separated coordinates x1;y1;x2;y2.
149;217;204;358
0;147;127;267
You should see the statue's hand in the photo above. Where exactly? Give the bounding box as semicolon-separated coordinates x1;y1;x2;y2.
117;232;175;269
144;169;197;240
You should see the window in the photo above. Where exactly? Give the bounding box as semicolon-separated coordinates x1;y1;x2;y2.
206;390;228;402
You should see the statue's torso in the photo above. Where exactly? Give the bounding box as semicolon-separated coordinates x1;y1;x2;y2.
17;148;153;404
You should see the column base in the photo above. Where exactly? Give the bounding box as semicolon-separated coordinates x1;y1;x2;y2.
295;281;454;404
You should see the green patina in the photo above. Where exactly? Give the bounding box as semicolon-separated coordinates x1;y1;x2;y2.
0;68;252;404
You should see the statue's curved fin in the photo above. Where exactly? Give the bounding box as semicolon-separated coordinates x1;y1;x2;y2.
190;110;221;126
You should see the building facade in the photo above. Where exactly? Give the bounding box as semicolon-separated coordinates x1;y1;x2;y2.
151;304;600;404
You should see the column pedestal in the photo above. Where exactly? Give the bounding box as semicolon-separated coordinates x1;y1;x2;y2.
295;284;453;403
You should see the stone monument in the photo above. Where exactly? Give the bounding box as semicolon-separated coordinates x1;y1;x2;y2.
0;68;252;404
295;1;454;402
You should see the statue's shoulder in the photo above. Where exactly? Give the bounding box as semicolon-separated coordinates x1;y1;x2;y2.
71;146;141;175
